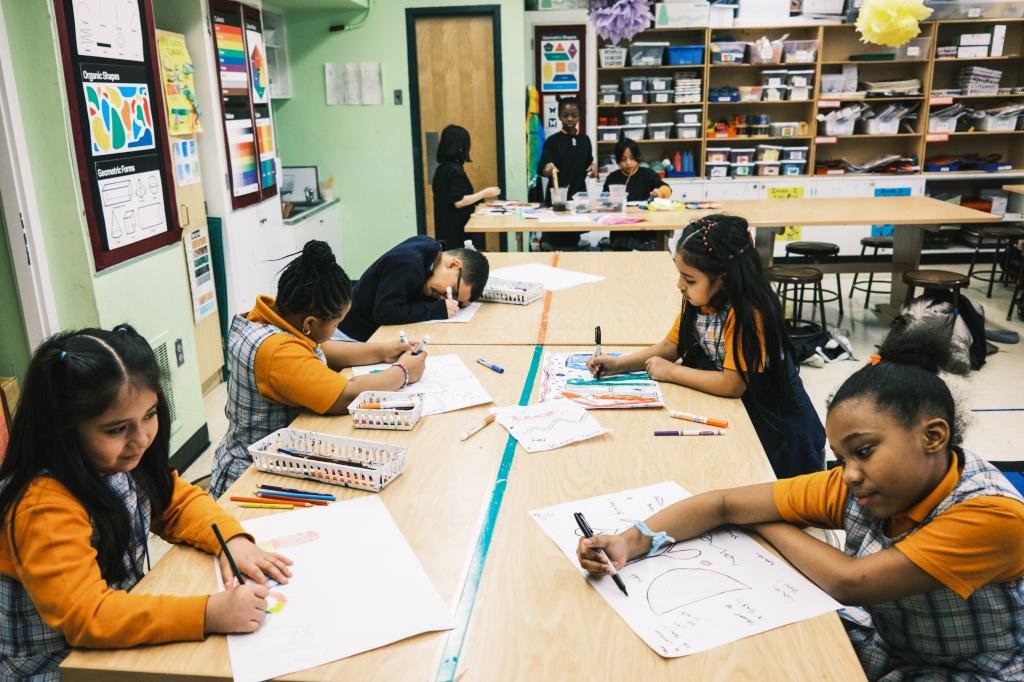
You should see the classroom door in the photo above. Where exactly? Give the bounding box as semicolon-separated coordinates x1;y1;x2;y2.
411;12;501;249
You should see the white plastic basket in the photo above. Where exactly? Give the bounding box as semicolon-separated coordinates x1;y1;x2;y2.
350;391;423;430
600;46;627;68
248;428;406;492
977;115;1017;132
481;277;544;305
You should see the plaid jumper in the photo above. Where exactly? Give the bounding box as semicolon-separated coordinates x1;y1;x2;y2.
840;451;1024;681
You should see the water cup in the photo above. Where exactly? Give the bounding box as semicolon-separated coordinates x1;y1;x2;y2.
551;187;569;212
607;184;627;211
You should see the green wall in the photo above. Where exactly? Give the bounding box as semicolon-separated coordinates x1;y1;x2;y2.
272;1;527;277
0;206;30;380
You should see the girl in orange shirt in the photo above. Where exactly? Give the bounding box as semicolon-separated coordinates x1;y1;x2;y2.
0;325;292;677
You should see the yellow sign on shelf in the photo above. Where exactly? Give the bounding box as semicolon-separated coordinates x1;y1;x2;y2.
768;186;804;241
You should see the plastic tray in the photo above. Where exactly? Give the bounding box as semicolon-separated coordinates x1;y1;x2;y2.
350;391;423;430
600;46;627;68
597;125;622;142
710;41;746;64
667;45;704;65
630;42;668;66
675;108;702;124
482;277;545;305
648;122;674;140
248;428;406;492
784;40;818;63
620;125;646;141
622;109;649;126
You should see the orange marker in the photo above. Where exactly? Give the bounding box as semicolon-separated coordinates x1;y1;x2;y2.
254;492;329;506
669;410;729;429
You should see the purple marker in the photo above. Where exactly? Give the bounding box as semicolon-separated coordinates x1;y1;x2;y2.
654;429;726;437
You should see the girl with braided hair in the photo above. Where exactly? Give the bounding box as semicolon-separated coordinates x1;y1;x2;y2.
588;214;825;478
211;240;427;498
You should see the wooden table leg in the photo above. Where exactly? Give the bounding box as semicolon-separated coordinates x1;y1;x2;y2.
754;227;781;268
889;224;924;307
516;232;524;252
485;233;501;252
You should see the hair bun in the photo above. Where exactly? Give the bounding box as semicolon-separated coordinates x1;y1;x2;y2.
877;316;952;374
301;240;336;268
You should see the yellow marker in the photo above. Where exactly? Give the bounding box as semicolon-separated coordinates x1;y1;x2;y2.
240;502;293;510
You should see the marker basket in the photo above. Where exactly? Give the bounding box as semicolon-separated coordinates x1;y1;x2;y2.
248;428;406;492
481;277;545;305
349;391;423;430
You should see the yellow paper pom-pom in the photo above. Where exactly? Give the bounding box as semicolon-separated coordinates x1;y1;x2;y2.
856;0;933;48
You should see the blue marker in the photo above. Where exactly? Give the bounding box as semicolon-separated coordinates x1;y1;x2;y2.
476;356;504;374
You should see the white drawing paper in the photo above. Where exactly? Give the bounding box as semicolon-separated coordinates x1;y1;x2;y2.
540;352;664;409
352;354;492;416
325;61;383;106
530;481;841;658
217;497;453;682
94;155;167;250
493;398;610;453
72;0;144;62
422;301;482;324
488;263;604;292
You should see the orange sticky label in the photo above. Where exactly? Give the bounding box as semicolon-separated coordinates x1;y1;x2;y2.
931;96;954;105
926;133;949;142
815;136;837;144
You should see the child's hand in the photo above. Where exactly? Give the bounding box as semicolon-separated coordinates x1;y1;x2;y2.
220;536;293;586
645;356;677;382
586;354;618;377
380;340;413;363
204;579;268;634
576;529;641;576
544;162;557;177
481;186;502;199
588;162;598;177
445;299;460;318
399;349;427;383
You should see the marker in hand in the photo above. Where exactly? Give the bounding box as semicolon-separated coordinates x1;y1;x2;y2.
575;512;627;596
446;286;453;301
412;335;431;355
399;330;409;346
594;325;604;379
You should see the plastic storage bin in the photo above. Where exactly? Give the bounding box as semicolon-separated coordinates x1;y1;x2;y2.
622;76;648;93
763;85;789;101
781;146;808;161
928;117;958;133
649;89;673;104
622;109;649;126
787;70;815;87
707;148;730;163
350;392;423;431
784;40;818;63
600;46;627;68
789;86;812;101
770;121;801;137
597;125;621;142
648;122;674;140
859;118;902;134
739;85;764;101
620;124;646;141
625;91;648;104
648;75;673;90
781;159;807;176
756;144;782;161
710;41;747;64
668;45;705;65
630;42;668;66
732;162;755;177
897;37;931;60
978;115;1018;131
749;39;784;65
756;160;781;176
599;90;621;104
819;118;856;136
675;123;701;138
707;162;730;178
761;70;789;86
675;108;701;124
730;147;756;163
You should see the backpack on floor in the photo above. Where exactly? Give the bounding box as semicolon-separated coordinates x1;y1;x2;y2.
899;290;986;371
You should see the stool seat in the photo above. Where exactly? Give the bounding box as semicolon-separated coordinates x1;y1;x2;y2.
977;226;1024;239
860;236;894;248
765;265;823;284
785;241;840;257
902;269;970;288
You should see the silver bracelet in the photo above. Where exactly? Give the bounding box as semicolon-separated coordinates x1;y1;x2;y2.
633;519;675;556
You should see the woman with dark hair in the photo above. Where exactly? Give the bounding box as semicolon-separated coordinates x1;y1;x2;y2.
431;124;501;249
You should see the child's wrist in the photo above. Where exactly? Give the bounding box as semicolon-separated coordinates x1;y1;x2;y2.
391;363;409;389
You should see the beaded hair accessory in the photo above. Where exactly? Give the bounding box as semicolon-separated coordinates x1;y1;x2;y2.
691;218;754;261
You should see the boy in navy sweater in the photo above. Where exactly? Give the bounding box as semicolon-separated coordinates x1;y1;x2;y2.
337;236;490;342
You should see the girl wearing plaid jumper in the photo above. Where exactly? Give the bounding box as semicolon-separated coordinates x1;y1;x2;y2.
580;322;1024;681
589;215;825;478
0;326;292;679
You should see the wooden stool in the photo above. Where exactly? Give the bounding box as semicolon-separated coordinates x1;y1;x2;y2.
965;226;1024;298
849;236;893;309
1007;255;1024;322
902;270;971;308
785;241;844;321
766;265;828;337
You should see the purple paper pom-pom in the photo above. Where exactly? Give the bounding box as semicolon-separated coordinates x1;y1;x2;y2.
589;0;654;45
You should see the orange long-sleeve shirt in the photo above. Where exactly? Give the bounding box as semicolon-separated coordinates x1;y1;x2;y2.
0;471;247;648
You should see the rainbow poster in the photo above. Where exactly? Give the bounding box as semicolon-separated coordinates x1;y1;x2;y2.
214;17;248;96
255;116;275;189
247;28;269;104
225;117;258;196
83;82;155;157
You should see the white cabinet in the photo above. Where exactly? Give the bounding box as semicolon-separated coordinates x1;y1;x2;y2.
809;177;925;255
262;9;291;99
285;201;342;263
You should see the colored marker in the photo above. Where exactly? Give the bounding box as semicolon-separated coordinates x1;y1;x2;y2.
361;400;417;410
231;496;313;508
594;325;604;379
255;491;329;506
669;410;729;429
259;484;334;497
413;335;431;355
460;413;496;441
240;502;293;510
256;488;335;502
475;356;505;374
212;522;244;585
574;512;627;596
654;429;726;436
399;330;409;345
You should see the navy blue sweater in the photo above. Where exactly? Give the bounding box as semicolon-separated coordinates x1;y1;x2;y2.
338;236;448;341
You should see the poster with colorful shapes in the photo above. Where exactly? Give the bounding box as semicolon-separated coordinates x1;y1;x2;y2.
157;33;202;136
540;34;580;93
172;138;200;187
213;10;248;97
81;63;155;157
71;0;144;63
225;116;259;196
247;27;269;104
185;228;217;323
255;113;275;189
94;154;168;250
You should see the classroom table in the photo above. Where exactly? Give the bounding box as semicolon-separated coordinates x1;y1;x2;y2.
60;345;536;682
1003;184;1024;195
453;346;866;681
467;196;996;308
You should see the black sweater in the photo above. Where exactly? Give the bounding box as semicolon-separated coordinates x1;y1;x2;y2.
432;161;478;249
338;236;447;342
603;167;669;202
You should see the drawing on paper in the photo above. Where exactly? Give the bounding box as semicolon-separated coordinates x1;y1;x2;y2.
266;590;288;614
72;0;144;62
258;530;319;552
94;155;167;250
493;399;609;453
352;355;491;416
646;568;750;615
84;83;155;156
540;352;664;409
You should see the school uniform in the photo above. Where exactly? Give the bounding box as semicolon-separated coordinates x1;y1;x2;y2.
537;130;593;249
603;167;670;251
774;449;1024;680
668;303;825;478
338;236;448;342
432;161;483;251
0;471;247;678
211;295;347;498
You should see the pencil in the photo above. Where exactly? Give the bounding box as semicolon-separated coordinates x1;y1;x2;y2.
212;522;244;585
240;502;294;509
231;496;313;508
254;491;329;506
259;484;336;499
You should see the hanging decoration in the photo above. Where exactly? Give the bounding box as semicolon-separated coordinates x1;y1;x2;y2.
855;0;933;48
589;0;654;45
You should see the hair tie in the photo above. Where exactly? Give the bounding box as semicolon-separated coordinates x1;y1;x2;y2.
868;354;881;365
116;327;128;334
60;351;67;361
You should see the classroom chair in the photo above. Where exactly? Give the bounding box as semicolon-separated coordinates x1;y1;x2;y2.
965;225;1024;299
765;264;828;337
784;241;844;321
849;236;893;309
1007;256;1024;322
901;270;970;308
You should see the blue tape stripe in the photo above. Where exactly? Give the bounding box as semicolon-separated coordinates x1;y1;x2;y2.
434;344;544;682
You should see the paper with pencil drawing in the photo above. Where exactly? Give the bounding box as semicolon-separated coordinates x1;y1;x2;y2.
352;354;491;415
422;301;481;324
530;481;841;658
493;398;610;453
540;352;664;409
489;263;604;291
217;497;453;682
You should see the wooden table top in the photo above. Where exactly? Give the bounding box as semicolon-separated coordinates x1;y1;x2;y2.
455;346;865;681
1003;184;1024;195
467;196;996;233
61;345;537;682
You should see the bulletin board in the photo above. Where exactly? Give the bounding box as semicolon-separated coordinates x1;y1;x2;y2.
53;0;181;272
535;26;588;139
211;0;276;208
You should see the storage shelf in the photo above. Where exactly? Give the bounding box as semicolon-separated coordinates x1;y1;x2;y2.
934;54;1023;62
820;59;929;65
818;96;926;102
825;133;921;139
706;135;813;141
598;138;702;144
935;130;1024;137
929;93;1024;101
708;99;815;105
709;62;817;68
598;102;702;108
598;65;706;71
